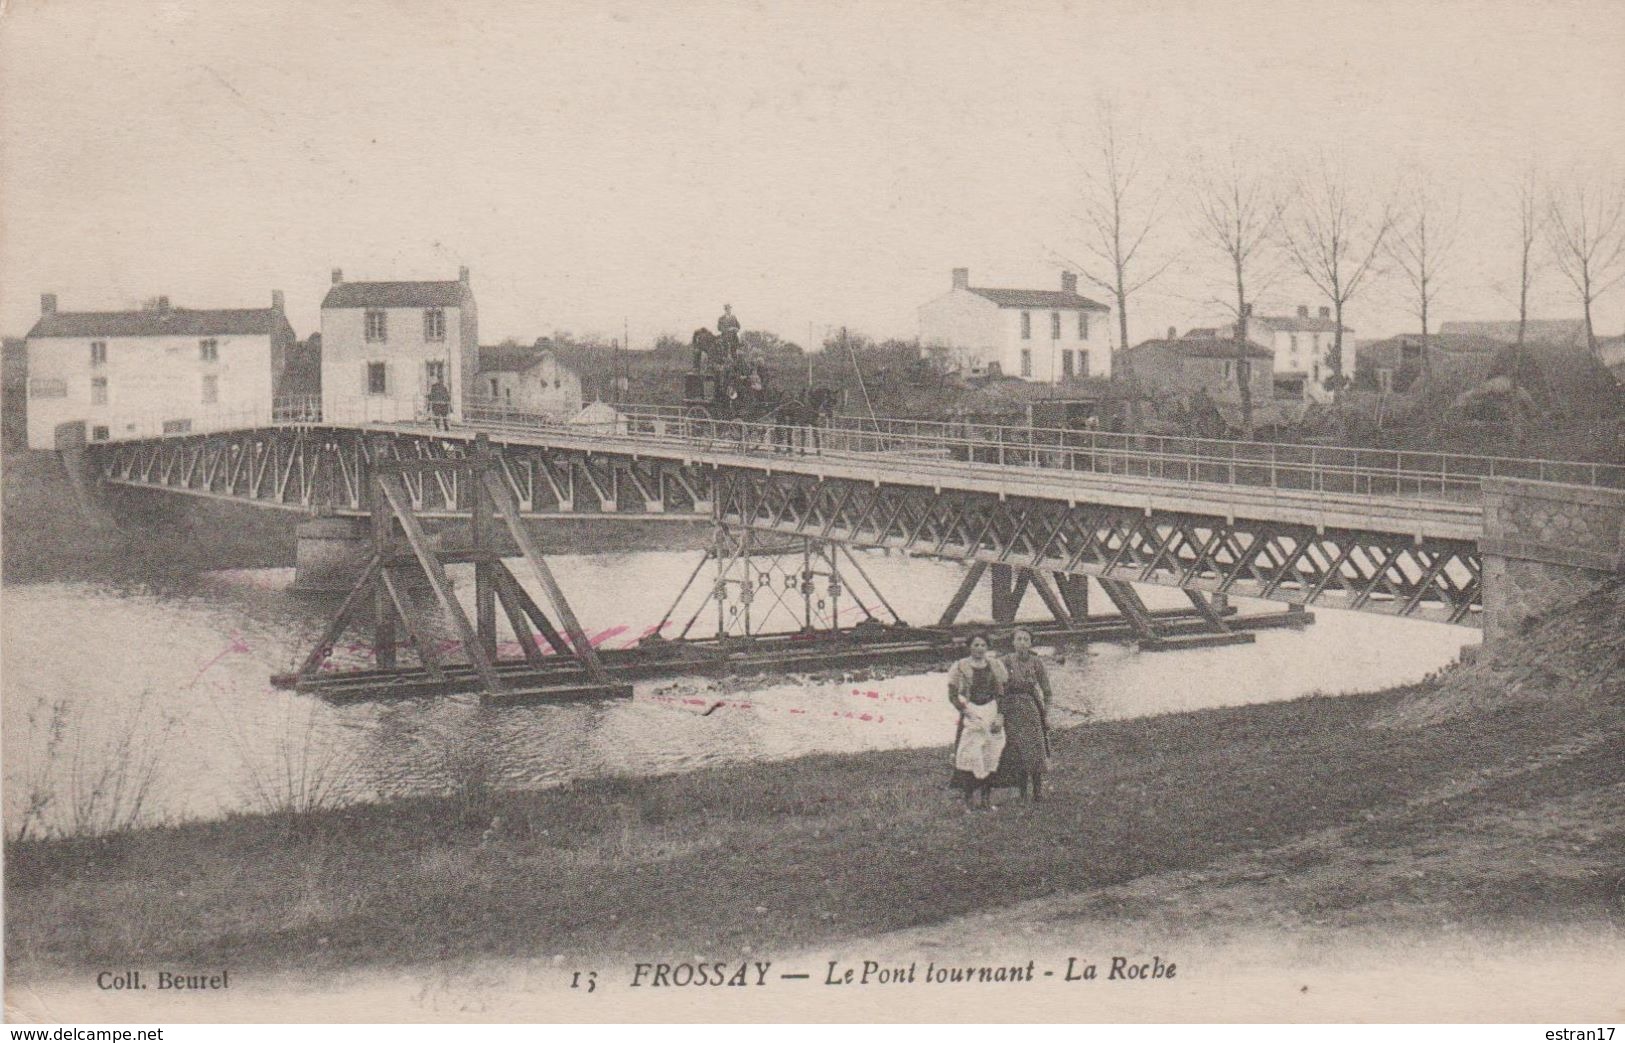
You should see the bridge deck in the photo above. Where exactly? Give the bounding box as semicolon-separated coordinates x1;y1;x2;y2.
353;418;1486;541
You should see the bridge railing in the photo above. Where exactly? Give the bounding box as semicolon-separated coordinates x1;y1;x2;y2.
808;413;1625;497
106;396;1623;503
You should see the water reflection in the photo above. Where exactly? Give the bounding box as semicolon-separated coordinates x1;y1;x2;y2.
2;549;1477;833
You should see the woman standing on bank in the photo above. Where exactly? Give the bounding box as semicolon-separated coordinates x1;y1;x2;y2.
947;633;1009;811
998;628;1054;802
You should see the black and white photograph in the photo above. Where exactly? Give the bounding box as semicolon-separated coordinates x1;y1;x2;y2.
2;0;1622;1026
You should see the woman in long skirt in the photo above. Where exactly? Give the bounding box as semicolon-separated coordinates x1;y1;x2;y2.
947;633;1009;810
996;627;1053;802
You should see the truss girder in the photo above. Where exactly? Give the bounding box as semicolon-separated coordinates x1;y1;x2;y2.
90;428;712;519
714;472;1482;626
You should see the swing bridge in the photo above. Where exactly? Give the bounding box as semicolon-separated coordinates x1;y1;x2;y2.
77;399;1625;703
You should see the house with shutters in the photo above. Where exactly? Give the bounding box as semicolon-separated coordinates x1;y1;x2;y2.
23;290;296;449
319;267;478;424
919;268;1112;383
1241;305;1355;403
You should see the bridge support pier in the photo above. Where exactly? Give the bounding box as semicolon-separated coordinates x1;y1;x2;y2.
1480;479;1624;645
292;516;372;594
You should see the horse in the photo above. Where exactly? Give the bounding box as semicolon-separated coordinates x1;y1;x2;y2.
691;328;720;372
767;387;838;454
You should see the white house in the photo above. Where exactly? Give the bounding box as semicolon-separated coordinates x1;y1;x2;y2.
24;291;296;449
320;267;478;424
919;268;1111;383
1243;305;1355;403
476;343;583;418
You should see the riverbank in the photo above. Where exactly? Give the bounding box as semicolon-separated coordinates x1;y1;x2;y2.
1;449;709;584
6;581;1620;988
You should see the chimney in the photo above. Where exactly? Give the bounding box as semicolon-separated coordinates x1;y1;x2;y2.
157;296;171;313
952;267;969;290
459;266;470;284
1319;306;1331;319
1297;304;1309;318
1061;271;1078;295
1167;326;1177;340
272;290;285;312
41;293;57;315
331;268;343;285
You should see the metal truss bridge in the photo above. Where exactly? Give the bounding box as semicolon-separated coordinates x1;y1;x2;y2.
85;401;1622;638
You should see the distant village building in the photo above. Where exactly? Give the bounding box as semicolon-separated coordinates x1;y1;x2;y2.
1242;306;1353;403
919;268;1111;384
1120;329;1274;406
24;291;296;450
320;267;478;424
1437;319;1587;348
476;343;583;418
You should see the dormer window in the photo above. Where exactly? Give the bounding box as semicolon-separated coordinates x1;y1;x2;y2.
424;308;446;342
365;309;388;343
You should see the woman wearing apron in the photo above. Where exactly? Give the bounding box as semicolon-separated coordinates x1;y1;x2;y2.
947;633;1009;811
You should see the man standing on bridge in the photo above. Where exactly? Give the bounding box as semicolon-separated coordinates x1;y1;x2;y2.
718;303;741;359
427;377;452;431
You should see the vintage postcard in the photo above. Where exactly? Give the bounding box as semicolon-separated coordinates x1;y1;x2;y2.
3;0;1622;1026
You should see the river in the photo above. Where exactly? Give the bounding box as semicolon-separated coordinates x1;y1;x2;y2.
1;548;1478;835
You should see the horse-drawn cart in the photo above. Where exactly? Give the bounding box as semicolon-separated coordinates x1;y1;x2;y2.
681;328;836;452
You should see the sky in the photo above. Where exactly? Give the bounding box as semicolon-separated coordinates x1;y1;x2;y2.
3;0;1623;350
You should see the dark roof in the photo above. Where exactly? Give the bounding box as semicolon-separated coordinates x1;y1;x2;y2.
1254;314;1348;333
966;287;1110;312
1362;333;1500;355
321;280;474;309
1125;337;1272;361
28;307;287;339
1437;319;1585;345
478;344;553;373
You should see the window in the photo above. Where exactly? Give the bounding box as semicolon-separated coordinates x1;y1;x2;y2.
1020;312;1031;340
423;309;446;341
92;425;109;442
365;309;388;343
29;378;67;398
1050;312;1061;340
490;378;500;397
1020;348;1032;377
201;374;218;404
367;361;387;395
1077;350;1089;378
425;360;446;385
1222;361;1233;380
1291;334;1300;354
1078;312;1090;339
91;377;108;404
1061;350;1074;378
162;419;192;435
91;341;107;367
199;339;219;362
1378;367;1394;393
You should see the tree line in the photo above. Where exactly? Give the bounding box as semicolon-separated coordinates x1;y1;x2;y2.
1055;105;1625;438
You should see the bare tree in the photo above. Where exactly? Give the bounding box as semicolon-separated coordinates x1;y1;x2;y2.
1545;172;1625;354
1058;102;1174;420
1280;163;1396;401
1192;155;1283;438
1513;171;1542;356
1386;177;1461;382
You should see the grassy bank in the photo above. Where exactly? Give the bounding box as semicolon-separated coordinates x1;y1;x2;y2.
7;581;1622;982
